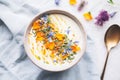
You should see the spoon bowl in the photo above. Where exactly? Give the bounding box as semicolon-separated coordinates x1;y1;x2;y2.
105;24;120;51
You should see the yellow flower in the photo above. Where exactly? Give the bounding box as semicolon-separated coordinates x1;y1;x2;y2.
48;23;54;29
62;54;69;60
36;37;44;42
36;32;44;38
71;45;80;52
55;33;64;40
45;42;55;50
83;12;93;21
32;20;40;30
36;32;45;42
69;0;77;5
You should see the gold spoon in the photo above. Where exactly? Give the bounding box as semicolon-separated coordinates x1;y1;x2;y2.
101;24;120;80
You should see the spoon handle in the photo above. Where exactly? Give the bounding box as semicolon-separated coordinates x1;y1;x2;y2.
101;51;110;80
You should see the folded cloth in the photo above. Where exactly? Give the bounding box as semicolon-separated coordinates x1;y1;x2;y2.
0;0;119;80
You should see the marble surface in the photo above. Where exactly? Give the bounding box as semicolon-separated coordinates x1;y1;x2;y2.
0;0;120;80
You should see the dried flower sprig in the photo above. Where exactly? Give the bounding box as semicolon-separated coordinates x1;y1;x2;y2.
78;0;86;11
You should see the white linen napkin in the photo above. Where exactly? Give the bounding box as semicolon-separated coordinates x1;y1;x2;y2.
0;0;120;80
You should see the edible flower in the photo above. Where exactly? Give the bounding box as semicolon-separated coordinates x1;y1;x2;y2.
36;32;44;38
55;33;65;40
109;12;117;18
95;10;109;26
55;0;60;5
71;45;80;52
32;20;40;30
50;51;55;58
45;42;55;50
107;0;114;4
78;1;86;11
83;12;93;21
69;0;77;5
73;41;79;44
36;32;45;41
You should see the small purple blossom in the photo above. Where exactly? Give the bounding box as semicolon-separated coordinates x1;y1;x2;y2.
66;29;70;34
95;10;109;26
65;27;71;34
74;41;79;44
55;0;60;5
47;32;54;38
78;1;86;11
42;15;48;23
109;12;117;18
53;60;57;62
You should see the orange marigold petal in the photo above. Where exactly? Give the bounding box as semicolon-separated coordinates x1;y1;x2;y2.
32;20;40;30
71;45;80;52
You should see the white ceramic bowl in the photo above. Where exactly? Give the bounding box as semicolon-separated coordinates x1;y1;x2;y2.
24;10;86;72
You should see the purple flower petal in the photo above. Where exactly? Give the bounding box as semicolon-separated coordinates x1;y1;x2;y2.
95;10;109;26
74;41;79;44
109;12;117;18
47;32;54;38
66;30;70;34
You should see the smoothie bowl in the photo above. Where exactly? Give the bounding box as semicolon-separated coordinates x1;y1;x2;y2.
24;10;86;71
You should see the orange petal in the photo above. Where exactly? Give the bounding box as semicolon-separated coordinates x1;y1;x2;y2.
36;32;44;38
71;45;80;52
32;20;40;30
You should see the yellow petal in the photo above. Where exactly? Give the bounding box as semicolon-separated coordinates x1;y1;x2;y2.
83;12;93;21
45;42;55;50
34;55;41;60
50;51;55;58
32;20;40;30
36;37;44;42
71;45;80;52
55;33;64;40
69;0;77;5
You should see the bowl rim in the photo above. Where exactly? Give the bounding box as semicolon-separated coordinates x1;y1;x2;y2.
24;9;87;72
